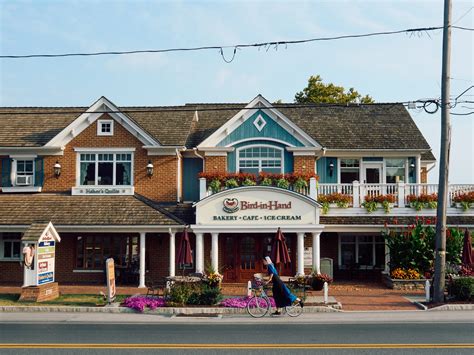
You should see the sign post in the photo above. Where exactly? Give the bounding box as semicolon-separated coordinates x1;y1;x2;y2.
106;258;116;304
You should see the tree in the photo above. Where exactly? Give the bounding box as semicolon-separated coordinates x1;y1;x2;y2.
294;75;374;104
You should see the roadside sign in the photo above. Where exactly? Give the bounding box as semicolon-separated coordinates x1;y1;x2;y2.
106;258;116;304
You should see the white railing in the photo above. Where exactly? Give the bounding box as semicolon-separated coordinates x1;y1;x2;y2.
199;178;474;211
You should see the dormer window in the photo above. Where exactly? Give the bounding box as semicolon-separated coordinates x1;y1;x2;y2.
15;160;34;186
97;120;114;136
237;146;283;174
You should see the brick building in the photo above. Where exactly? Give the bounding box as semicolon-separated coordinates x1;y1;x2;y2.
0;95;472;286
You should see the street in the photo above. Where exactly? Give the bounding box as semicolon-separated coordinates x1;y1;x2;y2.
0;311;473;354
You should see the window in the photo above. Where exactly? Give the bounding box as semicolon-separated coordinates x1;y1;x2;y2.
1;233;21;260
76;235;138;270
386;158;406;183
15;160;34;186
79;153;132;186
238;146;283;174
339;235;385;268
340;159;360;183
97;120;114;136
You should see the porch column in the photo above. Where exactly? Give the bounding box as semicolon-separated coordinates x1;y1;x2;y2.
296;232;305;276
384;242;390;273
211;233;219;273
139;232;146;288
312;232;321;274
169;231;176;277
195;233;204;274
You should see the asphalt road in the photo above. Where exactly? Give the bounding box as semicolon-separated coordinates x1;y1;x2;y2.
1;312;473;354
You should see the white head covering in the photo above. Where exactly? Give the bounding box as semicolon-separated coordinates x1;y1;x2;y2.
265;256;273;265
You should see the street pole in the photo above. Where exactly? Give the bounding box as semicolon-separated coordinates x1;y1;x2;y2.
433;0;452;303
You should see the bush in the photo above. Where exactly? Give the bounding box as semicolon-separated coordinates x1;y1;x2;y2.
450;277;474;301
165;282;198;306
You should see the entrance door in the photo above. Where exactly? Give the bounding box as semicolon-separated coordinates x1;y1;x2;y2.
222;234;295;283
364;163;383;197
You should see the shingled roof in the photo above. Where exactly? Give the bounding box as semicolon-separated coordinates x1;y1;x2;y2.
0;101;433;155
0;194;184;226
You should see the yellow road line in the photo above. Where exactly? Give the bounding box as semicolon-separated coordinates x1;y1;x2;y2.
0;343;474;349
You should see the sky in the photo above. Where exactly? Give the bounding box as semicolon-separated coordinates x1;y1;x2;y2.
0;0;473;183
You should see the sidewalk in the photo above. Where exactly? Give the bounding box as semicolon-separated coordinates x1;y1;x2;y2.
0;281;424;311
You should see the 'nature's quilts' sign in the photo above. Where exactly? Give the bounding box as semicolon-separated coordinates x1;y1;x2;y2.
196;187;319;225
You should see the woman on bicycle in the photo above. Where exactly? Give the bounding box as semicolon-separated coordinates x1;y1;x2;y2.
263;256;303;315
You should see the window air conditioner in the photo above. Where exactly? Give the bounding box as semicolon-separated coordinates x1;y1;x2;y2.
16;175;33;186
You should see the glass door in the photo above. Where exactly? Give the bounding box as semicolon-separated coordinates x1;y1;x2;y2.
364;163;383;197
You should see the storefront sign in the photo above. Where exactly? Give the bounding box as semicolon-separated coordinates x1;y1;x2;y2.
195;187;319;225
37;232;56;285
72;186;134;195
304;247;313;267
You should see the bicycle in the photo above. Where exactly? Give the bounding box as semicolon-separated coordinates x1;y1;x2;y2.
246;278;303;318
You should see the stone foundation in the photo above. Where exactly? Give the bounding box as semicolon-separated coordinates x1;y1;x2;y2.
382;273;427;290
19;282;60;302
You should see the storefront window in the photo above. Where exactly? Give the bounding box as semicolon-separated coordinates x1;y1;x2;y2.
79;153;132;186
75;235;138;270
238;146;282;174
386;158;406;183
340;159;360;183
339;235;385;268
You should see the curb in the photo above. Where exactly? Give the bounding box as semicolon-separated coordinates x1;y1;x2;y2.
427;304;474;311
0;303;342;314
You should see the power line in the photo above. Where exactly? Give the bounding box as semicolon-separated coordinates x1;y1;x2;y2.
1;25;471;61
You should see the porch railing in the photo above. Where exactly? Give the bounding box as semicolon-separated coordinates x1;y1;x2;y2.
198;177;474;209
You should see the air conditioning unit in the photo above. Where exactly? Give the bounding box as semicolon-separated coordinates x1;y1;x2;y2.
16;175;33;186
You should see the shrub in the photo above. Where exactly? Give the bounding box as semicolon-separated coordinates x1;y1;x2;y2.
165;282;199;306
450;277;474;301
224;178;239;188
276;178;290;189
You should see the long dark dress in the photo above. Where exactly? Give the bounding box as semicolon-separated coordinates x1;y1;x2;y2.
267;263;297;307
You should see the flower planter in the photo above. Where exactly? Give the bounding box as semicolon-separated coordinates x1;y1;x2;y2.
381;272;427;290
311;279;325;291
454;202;473;210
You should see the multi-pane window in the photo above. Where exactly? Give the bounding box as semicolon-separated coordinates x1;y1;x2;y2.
340;159;360;183
386;158;406;183
75;235;139;270
79;153;132;186
97;120;114;136
1;233;21;260
340;235;385;268
238;146;282;174
15;160;34;186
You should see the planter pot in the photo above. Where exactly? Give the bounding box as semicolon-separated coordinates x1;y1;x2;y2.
381;272;428;290
311;278;325;291
454;202;473;210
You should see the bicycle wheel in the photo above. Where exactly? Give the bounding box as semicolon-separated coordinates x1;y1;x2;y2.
285;302;303;317
246;295;270;318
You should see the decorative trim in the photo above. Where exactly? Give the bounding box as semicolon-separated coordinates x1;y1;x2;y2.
45;96;160;148
287;147;321;156
144;146;186;156
197;94;321;148
0;147;64;156
253;114;267;131
225;137;297;148
74;147;135;152
1;186;42;193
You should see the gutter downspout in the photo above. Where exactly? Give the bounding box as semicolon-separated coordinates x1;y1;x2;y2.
193;148;205;171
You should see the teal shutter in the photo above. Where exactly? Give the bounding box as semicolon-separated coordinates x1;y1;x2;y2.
1;158;12;187
34;157;44;187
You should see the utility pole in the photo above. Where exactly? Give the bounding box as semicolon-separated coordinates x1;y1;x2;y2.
433;0;452;303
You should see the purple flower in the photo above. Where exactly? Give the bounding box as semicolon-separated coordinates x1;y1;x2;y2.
122;296;166;312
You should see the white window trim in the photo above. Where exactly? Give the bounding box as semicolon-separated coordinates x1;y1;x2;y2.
97;119;114;136
338;234;385;268
0;237;22;261
338;158;361;184
236;144;284;174
9;158;36;188
76;151;134;187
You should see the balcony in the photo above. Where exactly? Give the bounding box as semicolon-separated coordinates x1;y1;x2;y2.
198;177;474;215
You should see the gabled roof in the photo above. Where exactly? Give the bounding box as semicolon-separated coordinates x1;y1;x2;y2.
0;97;433;153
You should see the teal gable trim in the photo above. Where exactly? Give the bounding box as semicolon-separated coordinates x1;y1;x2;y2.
362;157;383;162
227;140;293;174
218;110;305;147
317;157;337;183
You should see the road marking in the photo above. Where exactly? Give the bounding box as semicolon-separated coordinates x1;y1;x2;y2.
1;343;474;349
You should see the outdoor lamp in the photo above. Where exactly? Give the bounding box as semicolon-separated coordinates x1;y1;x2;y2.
146;160;154;177
329;162;334;177
409;162;415;178
54;161;61;178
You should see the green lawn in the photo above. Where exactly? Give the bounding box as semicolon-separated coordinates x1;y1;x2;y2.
0;293;127;307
